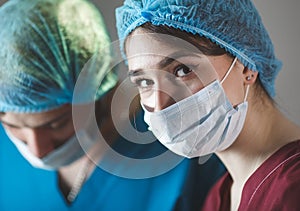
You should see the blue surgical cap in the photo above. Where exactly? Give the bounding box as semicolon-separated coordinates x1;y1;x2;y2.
0;0;117;113
116;0;282;97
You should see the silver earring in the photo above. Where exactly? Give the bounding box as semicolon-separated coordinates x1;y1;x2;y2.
246;76;251;81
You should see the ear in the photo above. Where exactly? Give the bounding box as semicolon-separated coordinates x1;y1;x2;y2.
243;67;258;85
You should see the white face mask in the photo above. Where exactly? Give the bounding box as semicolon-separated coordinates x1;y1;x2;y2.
142;58;249;158
6;130;96;170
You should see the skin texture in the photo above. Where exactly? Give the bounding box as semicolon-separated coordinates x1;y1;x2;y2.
0;104;74;158
126;29;254;111
125;28;300;210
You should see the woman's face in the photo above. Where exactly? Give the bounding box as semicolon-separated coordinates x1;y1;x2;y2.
125;29;247;112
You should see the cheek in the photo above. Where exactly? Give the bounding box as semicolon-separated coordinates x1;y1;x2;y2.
140;91;156;108
222;73;246;106
53;121;75;141
186;77;206;94
3;126;25;140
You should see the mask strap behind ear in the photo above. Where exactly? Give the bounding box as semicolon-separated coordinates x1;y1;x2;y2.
243;85;250;102
220;57;238;84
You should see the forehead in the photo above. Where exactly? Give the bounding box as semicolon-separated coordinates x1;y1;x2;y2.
0;104;71;127
125;29;202;68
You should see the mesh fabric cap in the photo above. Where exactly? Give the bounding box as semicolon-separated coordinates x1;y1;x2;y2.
116;0;282;97
0;0;117;113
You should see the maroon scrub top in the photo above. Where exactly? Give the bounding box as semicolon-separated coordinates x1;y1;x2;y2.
202;140;300;211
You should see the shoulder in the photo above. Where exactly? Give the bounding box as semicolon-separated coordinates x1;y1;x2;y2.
263;170;300;209
247;142;300;209
271;149;300;204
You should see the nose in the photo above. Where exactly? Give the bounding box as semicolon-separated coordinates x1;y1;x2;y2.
24;129;55;158
141;72;192;112
142;80;189;112
153;76;192;111
153;89;176;112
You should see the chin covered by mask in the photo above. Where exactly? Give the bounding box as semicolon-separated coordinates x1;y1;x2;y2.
142;58;249;158
6;130;96;170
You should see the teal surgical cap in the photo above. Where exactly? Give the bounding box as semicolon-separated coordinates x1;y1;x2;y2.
0;0;117;113
116;0;282;97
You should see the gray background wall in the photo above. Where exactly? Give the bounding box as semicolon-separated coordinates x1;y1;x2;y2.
252;0;300;125
0;0;299;125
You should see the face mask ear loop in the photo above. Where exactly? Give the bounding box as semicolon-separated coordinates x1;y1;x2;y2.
243;85;250;102
220;57;238;84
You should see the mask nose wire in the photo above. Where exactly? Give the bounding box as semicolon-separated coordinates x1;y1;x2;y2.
220;57;238;84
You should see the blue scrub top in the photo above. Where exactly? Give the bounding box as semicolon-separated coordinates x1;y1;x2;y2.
0;112;225;211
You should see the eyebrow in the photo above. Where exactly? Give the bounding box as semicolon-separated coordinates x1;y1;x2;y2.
128;51;200;77
0;110;71;129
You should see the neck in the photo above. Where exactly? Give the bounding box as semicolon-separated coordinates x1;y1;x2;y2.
58;155;95;204
218;99;300;182
217;100;300;209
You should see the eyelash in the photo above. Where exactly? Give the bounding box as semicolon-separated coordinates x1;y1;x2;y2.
130;63;197;89
132;78;154;90
3;123;19;129
174;64;194;78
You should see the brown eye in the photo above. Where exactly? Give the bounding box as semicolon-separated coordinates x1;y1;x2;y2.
174;65;192;77
133;78;154;89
